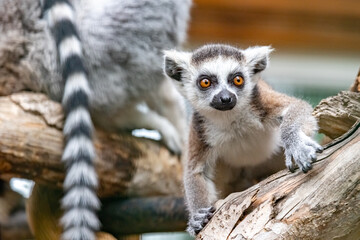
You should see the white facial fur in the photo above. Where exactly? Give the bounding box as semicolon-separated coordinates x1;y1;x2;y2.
187;57;254;119
164;45;272;123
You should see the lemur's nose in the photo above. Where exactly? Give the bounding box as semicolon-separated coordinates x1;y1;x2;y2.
220;96;231;104
210;89;237;111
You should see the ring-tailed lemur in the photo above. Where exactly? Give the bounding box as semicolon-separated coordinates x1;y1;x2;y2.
0;0;191;239
163;44;323;236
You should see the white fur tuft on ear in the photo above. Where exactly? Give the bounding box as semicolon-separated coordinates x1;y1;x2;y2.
243;46;274;75
163;50;191;81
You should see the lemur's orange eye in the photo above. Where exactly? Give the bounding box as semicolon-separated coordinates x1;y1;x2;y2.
233;76;244;86
200;79;211;88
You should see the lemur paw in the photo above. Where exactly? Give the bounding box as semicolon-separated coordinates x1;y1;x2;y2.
187;207;216;236
285;132;323;173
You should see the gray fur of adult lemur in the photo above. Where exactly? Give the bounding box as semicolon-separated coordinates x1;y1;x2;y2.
40;0;192;239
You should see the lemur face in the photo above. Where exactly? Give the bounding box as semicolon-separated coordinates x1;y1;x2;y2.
190;56;250;112
164;44;272;115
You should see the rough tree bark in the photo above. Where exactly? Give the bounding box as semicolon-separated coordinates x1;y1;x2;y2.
313;91;360;139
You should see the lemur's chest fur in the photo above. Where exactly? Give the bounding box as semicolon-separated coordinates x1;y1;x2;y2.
202;112;282;167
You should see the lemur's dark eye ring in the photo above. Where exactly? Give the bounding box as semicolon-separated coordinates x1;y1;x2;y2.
233;76;244;86
200;79;211;88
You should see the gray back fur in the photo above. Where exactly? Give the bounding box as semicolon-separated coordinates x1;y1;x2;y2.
1;0;191;114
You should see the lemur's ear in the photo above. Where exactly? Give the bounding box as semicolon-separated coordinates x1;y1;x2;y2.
244;46;274;75
163;50;191;81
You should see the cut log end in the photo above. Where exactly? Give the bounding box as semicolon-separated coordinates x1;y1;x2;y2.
313;91;360;139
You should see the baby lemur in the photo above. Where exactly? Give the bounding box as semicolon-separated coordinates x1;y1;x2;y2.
164;44;323;236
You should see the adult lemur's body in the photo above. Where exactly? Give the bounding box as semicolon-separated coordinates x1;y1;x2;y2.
1;0;191;239
40;0;190;153
164;44;323;236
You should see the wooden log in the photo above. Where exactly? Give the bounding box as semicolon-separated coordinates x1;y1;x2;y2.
0;92;183;197
313;91;360;139
196;120;360;239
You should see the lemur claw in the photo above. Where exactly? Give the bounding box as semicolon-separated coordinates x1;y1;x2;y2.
316;146;324;153
187;207;215;236
288;165;295;173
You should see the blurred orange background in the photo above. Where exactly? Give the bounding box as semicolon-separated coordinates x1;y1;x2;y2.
187;0;360;52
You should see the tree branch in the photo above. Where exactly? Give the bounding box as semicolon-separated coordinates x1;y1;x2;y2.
313;91;360;139
0;92;183;197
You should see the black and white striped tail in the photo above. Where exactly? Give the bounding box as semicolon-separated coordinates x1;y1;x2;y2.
42;1;100;239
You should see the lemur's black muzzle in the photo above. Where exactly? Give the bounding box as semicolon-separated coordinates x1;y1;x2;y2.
210;89;236;111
